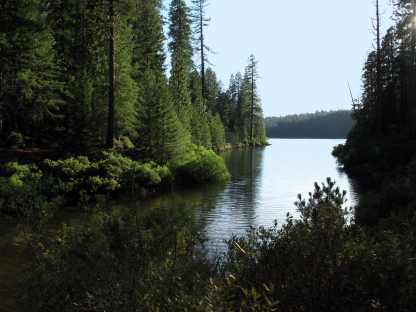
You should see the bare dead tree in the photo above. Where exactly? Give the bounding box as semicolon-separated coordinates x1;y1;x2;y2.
192;0;211;104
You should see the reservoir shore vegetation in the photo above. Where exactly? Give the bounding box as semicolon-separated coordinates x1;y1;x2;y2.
2;0;416;312
0;0;267;216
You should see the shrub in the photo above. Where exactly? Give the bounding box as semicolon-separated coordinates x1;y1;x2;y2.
21;207;211;312
40;152;171;204
114;136;135;152
41;156;109;203
0;162;56;224
0;151;174;218
174;145;230;185
122;161;172;192
214;179;416;311
6;131;25;148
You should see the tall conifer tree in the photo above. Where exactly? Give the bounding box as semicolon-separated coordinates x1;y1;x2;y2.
168;0;193;129
133;0;185;163
192;0;211;104
0;0;60;146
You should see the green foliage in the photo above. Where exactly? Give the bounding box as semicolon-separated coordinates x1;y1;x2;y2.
189;97;212;148
42;152;172;203
6;132;25;148
0;0;268;154
135;71;188;164
14;179;416;311
168;0;193;129
21;207;211;312
213;179;416;311
114;136;135;152
0;0;61;146
209;112;226;151
174;145;230;185
0;152;173;218
215;57;268;146
332;4;416;221
0;162;56;225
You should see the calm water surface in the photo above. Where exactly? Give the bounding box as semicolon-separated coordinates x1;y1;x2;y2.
0;139;358;311
137;139;358;253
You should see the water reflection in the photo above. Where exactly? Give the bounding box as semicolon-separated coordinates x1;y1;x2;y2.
125;139;357;254
201;148;266;252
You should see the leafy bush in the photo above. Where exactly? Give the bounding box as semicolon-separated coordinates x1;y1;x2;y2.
41;156;111;203
40;152;172;203
0;152;173;218
21;207;211;312
14;179;416;311
174;145;230;185
0;162;56;224
213;179;416;311
114;136;135;152
6;131;25;148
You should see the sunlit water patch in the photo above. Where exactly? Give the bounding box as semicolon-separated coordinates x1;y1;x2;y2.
135;139;357;254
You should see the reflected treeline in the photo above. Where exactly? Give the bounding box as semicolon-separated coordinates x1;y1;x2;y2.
20;202;212;311
203;148;266;248
110;147;267;253
223;147;266;225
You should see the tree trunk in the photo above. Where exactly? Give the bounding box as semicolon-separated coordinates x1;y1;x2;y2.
375;0;383;134
250;63;254;144
199;3;206;104
106;0;116;148
411;0;416;135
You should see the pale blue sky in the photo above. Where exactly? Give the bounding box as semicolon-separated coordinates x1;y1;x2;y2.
163;0;393;117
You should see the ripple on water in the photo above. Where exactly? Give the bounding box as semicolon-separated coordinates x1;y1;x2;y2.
142;139;358;255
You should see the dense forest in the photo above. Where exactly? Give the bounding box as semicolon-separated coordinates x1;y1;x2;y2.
4;0;416;311
0;0;267;156
334;0;416;222
265;110;353;139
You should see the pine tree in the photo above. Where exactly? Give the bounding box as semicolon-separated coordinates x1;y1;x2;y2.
133;0;186;163
168;0;193;129
205;68;220;112
0;0;60;146
132;0;165;83
112;1;138;141
190;101;212;148
108;0;137;145
209;112;226;150
137;71;185;163
106;0;116;148
191;0;211;104
47;0;109;150
187;69;210;147
46;0;137;150
242;55;266;145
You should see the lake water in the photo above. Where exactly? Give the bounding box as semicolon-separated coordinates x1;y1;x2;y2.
136;139;358;254
0;139;359;312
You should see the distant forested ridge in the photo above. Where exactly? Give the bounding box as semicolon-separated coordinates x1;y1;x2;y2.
265;110;353;139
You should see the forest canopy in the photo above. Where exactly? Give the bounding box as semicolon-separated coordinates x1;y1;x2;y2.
265;110;353;139
0;0;267;158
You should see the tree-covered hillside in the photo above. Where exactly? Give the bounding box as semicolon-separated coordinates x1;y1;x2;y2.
265;110;353;139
